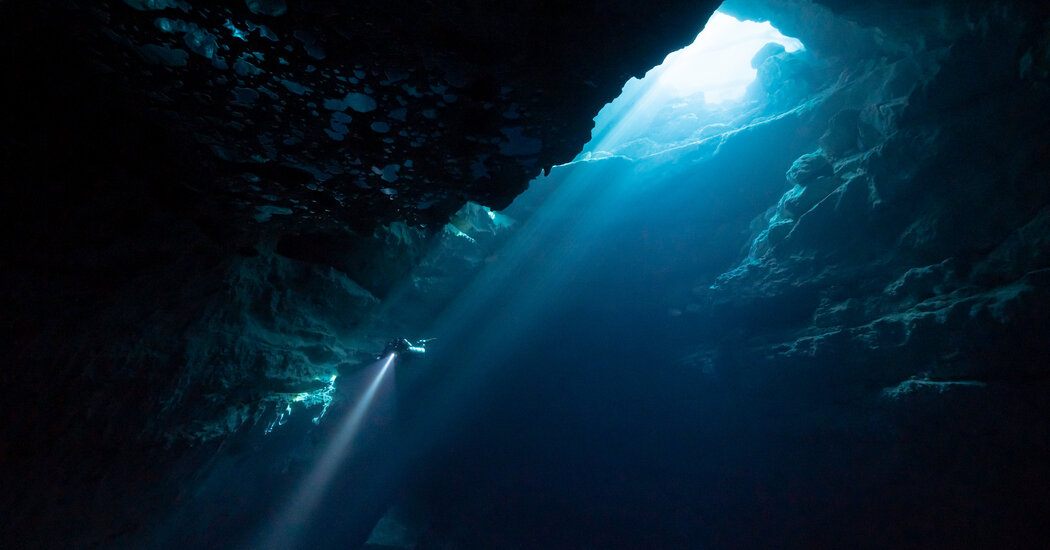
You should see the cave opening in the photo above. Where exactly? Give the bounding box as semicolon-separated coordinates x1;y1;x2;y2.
582;9;805;160
650;12;803;103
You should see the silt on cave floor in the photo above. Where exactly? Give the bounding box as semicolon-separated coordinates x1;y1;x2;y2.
3;0;1050;548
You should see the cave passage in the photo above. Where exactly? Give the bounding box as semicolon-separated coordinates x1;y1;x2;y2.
7;0;1050;548
231;14;822;548
153;14;816;549
241;4;1050;547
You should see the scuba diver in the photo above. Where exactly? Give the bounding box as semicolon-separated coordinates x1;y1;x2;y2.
380;338;434;359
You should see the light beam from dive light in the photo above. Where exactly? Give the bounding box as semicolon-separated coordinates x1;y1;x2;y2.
255;353;396;550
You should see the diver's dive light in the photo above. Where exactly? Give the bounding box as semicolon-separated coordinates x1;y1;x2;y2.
379;338;433;360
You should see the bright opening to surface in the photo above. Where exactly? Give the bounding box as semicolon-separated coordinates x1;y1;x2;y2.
659;11;803;103
582;10;804;160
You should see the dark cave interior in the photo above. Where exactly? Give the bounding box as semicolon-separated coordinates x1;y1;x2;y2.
3;1;1050;549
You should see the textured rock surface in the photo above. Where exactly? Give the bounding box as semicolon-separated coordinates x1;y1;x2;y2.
704;1;1050;383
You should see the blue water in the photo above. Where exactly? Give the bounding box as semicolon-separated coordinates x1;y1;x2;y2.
391;159;788;549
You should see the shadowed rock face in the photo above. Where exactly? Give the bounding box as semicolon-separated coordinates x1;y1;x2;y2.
5;0;718;233
3;0;1050;548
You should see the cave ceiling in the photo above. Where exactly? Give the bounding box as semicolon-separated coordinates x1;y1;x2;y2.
6;0;986;236
10;0;721;236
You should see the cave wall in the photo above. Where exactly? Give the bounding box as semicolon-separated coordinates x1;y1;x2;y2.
702;0;1050;389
